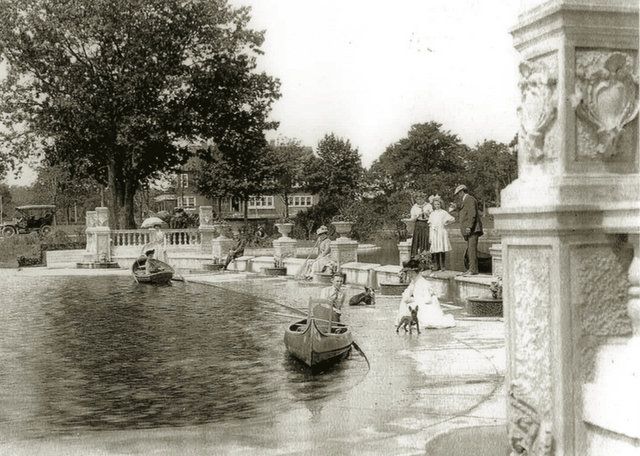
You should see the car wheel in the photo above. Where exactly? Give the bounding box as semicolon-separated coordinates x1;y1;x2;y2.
2;226;16;237
40;225;52;236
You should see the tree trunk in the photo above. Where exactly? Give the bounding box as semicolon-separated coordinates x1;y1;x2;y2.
243;195;249;227
107;161;137;229
283;191;289;219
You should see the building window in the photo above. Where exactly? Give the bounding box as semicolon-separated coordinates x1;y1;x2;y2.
248;196;274;209
178;196;196;208
287;195;313;207
180;174;189;188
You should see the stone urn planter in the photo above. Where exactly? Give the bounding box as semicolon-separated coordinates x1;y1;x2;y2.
275;222;294;238
465;296;503;317
332;221;353;239
402;218;416;237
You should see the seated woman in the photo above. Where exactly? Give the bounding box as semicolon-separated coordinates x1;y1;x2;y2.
395;259;456;329
302;226;332;280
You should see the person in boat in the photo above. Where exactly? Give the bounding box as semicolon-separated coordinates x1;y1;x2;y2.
395;258;456;329
223;229;247;270
320;273;346;319
136;249;162;274
302;225;332;280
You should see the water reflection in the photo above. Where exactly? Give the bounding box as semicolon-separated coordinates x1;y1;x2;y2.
0;275;368;439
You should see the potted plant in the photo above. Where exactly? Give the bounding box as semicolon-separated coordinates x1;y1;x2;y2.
263;255;288;276
489;276;503;300
274;217;294;238
466;276;503;317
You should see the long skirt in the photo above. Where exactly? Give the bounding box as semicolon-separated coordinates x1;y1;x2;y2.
411;220;430;258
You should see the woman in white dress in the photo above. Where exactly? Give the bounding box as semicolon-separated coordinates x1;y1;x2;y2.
141;225;167;263
428;196;455;271
395;260;456;329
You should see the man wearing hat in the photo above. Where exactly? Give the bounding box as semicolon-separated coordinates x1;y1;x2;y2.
454;184;483;275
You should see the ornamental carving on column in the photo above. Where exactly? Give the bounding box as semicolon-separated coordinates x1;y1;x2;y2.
508;381;554;456
517;60;558;161
572;52;639;157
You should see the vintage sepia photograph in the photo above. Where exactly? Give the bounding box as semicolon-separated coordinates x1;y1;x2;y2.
0;0;638;454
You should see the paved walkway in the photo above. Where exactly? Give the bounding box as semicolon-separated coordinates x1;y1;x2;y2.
3;268;506;455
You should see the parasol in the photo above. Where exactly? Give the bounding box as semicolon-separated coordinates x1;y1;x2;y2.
141;217;167;229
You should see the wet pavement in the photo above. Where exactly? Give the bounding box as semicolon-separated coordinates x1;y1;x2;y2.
1;268;506;455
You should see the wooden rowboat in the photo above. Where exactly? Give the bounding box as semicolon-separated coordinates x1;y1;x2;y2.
132;259;174;285
284;299;352;368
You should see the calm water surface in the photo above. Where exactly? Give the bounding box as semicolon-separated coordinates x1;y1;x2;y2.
0;274;367;440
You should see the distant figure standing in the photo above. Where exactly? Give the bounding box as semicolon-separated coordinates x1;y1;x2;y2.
409;193;433;258
428;196;455;271
453;184;483;275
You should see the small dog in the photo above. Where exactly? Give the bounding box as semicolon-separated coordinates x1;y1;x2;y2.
348;287;376;306
396;305;420;334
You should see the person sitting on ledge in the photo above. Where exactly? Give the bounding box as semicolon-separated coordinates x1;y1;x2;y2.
223;230;247;270
302;225;332;280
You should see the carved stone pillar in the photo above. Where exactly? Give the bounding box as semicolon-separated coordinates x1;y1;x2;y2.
198;206;215;254
491;2;639;455
94;207;112;262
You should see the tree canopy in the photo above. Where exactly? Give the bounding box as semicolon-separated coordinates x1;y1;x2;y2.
0;0;280;227
369;122;467;198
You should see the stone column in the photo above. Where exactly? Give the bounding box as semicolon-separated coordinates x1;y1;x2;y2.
211;222;234;262
94;207;112;262
273;223;297;259
198;206;216;254
83;210;97;261
491;2;639;454
330;222;358;271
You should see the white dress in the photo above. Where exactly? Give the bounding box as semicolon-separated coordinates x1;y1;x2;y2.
395;275;456;329
428;209;455;253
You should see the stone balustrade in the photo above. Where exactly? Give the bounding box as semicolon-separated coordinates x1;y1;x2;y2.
163;229;202;246
111;230;151;247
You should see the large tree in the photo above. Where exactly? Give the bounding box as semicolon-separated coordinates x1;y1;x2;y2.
0;0;279;227
369;122;468;197
307;133;363;209
194;138;275;225
466;139;517;207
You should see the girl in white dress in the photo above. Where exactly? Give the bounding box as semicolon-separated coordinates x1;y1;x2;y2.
395;261;456;329
428;196;455;271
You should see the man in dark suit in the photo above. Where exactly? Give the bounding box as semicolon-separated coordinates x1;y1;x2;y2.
454;184;483;275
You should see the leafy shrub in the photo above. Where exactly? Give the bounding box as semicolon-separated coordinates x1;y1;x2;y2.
17;255;42;267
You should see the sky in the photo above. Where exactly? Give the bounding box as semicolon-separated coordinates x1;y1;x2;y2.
4;0;527;185
231;0;524;166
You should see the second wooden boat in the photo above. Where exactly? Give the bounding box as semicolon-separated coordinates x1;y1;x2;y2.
132;258;174;285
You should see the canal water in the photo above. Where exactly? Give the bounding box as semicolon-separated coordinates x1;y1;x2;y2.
0;273;368;441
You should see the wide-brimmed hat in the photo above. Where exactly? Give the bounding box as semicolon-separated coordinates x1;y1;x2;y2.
316;225;328;235
454;184;467;195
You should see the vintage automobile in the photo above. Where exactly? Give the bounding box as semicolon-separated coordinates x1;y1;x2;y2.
1;205;56;237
